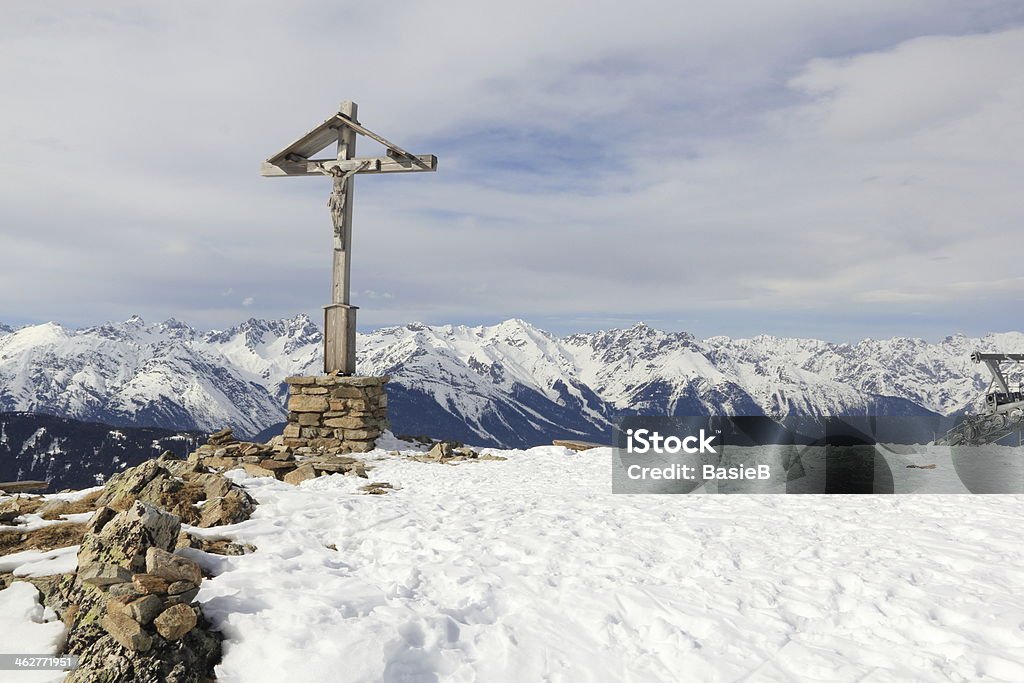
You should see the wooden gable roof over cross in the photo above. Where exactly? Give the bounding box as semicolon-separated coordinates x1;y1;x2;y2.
262;108;437;178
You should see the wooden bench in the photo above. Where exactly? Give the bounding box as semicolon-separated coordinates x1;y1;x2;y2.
552;440;605;452
0;480;49;494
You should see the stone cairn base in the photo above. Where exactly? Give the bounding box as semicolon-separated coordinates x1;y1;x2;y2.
283;375;389;453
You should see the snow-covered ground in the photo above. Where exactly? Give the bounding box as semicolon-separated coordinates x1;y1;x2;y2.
2;444;1023;682
0;582;67;683
195;445;1023;682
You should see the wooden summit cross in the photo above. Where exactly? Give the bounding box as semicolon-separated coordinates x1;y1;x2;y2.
262;101;437;375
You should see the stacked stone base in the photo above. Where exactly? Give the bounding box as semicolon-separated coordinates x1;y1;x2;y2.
283;375;389;453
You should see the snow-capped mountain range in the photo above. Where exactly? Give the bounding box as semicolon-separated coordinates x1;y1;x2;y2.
1;315;1021;447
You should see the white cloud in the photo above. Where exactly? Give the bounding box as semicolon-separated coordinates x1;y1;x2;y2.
0;2;1022;339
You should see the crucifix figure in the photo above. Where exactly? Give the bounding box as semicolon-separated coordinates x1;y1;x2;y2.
262;101;437;375
327;163;363;250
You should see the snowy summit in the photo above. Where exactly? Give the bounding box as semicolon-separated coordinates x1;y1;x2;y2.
1;437;1021;682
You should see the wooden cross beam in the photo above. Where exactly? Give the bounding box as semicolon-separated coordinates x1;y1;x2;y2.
260;154;437;177
262;101;437;375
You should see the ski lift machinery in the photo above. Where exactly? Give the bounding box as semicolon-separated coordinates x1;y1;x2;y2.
935;352;1024;446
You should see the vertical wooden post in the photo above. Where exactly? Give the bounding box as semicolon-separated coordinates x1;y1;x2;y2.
324;101;359;375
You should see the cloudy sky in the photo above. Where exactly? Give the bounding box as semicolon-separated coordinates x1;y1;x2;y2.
2;1;1023;341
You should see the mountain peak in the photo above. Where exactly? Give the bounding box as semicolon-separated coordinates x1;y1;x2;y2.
495;318;538;333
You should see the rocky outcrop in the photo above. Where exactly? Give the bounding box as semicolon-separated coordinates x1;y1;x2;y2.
62;501;220;683
188;428;372;485
78;502;179;585
189;429;295;477
0;452;261;683
403;441;508;464
95;451;256;527
360;482;397;495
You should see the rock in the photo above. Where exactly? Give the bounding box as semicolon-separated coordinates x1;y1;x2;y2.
283;464;317;485
126;594;164;625
338;375;388;387
166;587;200;606
65;626;220;682
241;462;276;478
77;501;180;578
105;594;134;617
343;429;380;441
323;416;364;429
190;472;232;499
80;563;133;587
108;582;145;600
146;547;202;585
309;437;343;450
360;482;395;495
95;460;167;510
201;456;240;471
133;573;171;595
345;464;369;478
86;506;117;533
45;497;221;683
135;473;200;523
206;428;234;445
288;395;329;413
153;603;198;641
310;461;351;474
182;537;255;556
197;489;255;528
161;459;205;478
426;442;454;461
101;611;153;652
36;498;72;520
321;455;359;465
167;580;198;596
258;459;296;473
92;460;209;525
